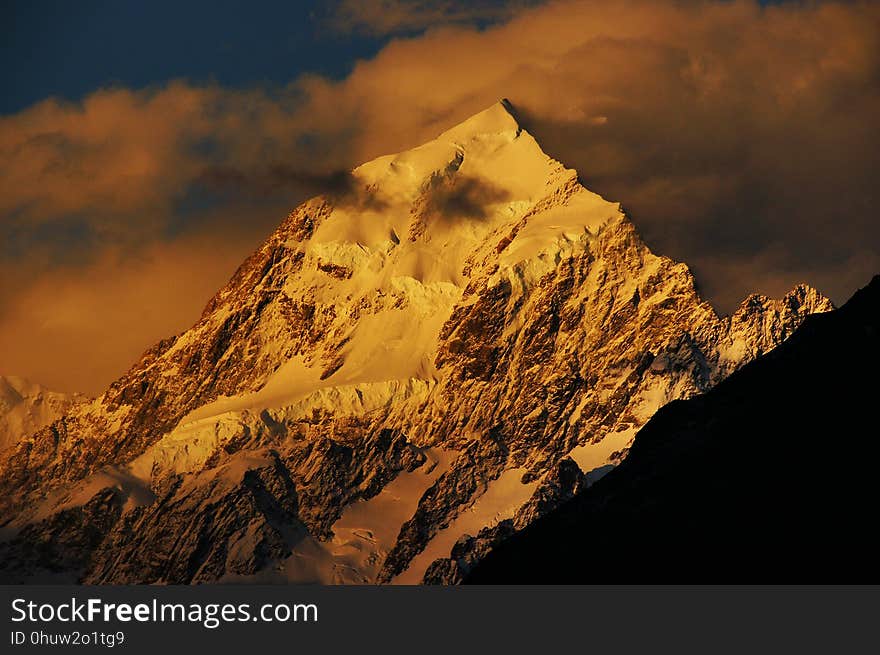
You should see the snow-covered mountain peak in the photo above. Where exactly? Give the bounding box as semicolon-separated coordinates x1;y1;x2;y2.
0;100;835;586
732;283;834;323
783;283;834;311
234;102;630;415
317;100;619;286
437;98;522;143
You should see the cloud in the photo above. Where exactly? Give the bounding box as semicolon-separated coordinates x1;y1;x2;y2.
328;0;542;36
0;83;375;395
0;232;257;395
303;0;880;309
421;174;512;221
193;164;390;211
2;0;878;393
0;83;350;233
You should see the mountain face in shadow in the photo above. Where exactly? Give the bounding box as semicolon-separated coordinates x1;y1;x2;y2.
467;275;880;583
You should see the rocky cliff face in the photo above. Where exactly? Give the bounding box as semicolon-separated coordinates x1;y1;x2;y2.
0;101;833;584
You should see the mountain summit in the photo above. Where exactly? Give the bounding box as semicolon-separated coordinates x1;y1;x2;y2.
440;98;521;139
0;101;832;584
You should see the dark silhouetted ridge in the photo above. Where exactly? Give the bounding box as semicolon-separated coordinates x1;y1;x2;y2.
467;275;880;583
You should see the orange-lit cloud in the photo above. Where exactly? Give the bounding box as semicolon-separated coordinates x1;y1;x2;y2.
305;0;880;309
0;82;353;230
0;232;259;395
1;0;878;394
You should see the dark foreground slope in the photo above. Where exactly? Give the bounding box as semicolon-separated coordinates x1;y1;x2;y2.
467;275;880;583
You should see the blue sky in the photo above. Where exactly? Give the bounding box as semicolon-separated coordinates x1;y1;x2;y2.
1;0;383;113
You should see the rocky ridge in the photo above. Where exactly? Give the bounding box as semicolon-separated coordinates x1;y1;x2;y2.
465;275;880;583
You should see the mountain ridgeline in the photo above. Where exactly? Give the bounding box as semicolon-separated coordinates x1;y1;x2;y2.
0;101;833;584
0;377;85;454
467;275;880;583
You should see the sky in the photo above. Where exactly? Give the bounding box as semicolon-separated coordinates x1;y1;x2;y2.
1;0;878;394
